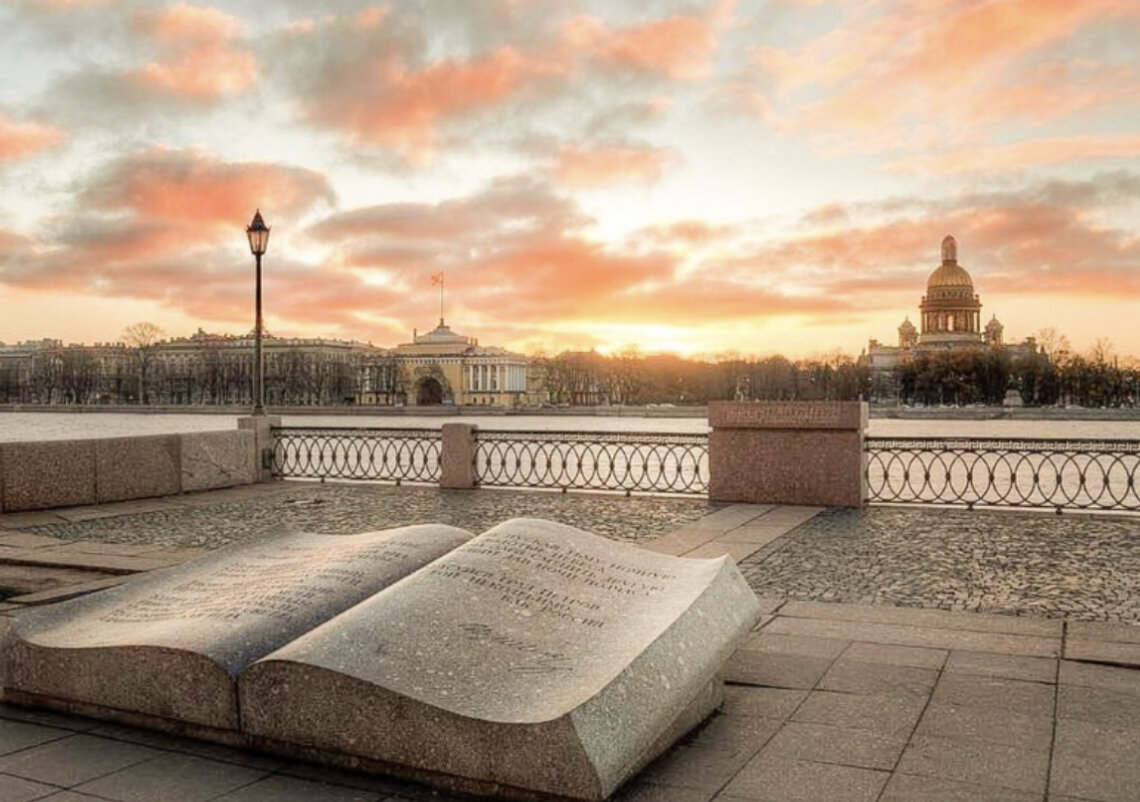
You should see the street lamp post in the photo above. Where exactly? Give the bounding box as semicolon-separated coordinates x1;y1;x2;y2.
246;210;270;415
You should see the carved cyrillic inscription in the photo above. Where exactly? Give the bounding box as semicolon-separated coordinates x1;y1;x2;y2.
100;541;417;625
709;401;865;430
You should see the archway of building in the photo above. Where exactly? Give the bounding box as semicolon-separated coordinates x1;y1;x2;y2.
416;377;443;405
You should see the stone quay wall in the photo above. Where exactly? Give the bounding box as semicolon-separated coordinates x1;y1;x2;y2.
708;401;868;508
0;417;276;512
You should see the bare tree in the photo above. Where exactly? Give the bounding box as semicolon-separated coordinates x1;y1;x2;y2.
121;322;164;404
1036;327;1072;366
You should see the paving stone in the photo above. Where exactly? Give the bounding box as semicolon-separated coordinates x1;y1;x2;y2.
915;702;1054;751
683;714;782;754
929;673;1056;720
715;524;793;545
1068;620;1140;644
0;719;71;755
741;632;851;660
639;745;754;792
1059;660;1140;694
682;541;760;561
35;792;131;801
720;752;888;802
818;659;938;697
613;780;716;802
752;597;785;616
944;650;1057;683
722;687;807;720
878;773;1043;802
724;651;833;690
48;542;161;557
211;774;384;802
779;601;1061;637
0;773;60;802
764;616;1060;657
792;691;927;737
760;721;908;770
895;734;1049;795
1050;719;1140;802
1065;638;1140;667
0;533;63;549
1056;684;1140;729
839;642;948;670
0;734;159;787
0;513;66;529
74;753;269;802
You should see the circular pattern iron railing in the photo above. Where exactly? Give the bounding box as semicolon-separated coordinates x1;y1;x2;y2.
865;437;1140;512
475;430;709;495
271;427;441;484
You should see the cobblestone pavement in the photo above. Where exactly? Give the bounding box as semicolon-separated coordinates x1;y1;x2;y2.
740;505;1140;622
19;481;717;549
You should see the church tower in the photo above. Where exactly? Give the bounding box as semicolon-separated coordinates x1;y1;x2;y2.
919;235;983;346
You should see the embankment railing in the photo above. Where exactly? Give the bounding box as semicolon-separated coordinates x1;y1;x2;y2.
270;426;1140;512
271;427;442;484
865;437;1140;512
475;430;708;495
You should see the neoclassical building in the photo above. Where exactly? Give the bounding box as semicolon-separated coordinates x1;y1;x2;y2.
385;319;532;406
867;235;1036;371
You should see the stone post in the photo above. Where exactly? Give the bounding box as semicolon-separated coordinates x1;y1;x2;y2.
440;423;478;489
708;401;867;507
238;415;280;484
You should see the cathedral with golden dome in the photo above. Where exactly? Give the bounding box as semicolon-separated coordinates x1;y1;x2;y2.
866;235;1036;371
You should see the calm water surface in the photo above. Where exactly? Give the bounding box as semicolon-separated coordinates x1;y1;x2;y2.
2;411;1140;442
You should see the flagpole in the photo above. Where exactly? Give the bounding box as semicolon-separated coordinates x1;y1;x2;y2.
439;270;445;326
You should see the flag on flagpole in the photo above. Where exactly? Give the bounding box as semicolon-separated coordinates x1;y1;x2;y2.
431;271;443;286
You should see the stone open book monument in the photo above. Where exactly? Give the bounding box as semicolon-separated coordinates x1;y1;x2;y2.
2;518;761;800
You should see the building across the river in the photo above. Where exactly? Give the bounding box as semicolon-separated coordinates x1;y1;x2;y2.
0;320;536;408
865;235;1037;372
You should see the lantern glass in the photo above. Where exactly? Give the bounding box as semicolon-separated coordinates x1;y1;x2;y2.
246;210;270;256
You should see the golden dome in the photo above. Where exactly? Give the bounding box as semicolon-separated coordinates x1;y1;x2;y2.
927;262;974;290
927;234;974;292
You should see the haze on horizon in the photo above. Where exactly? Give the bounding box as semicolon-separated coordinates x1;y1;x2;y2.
1;1;1138;361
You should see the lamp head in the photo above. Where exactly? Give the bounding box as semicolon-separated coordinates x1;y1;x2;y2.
246;209;270;256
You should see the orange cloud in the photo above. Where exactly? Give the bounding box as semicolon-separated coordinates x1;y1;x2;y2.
553;144;676;187
0;116;65;161
131;3;256;101
563;13;720;80
82;147;333;227
750;0;1140;159
301;45;557;162
896;135;1140;174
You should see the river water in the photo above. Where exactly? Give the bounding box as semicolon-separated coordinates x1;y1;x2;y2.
1;411;1139;442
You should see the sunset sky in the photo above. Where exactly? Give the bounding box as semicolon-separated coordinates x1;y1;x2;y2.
1;0;1138;360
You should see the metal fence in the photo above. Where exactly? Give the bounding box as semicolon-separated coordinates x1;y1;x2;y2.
475;430;709;494
270;426;1140;513
271;427;441;484
865;437;1140;512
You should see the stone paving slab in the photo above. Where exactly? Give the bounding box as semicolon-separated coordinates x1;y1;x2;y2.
780;600;1063;637
1;599;1140;801
1063;638;1140;667
764;614;1061;657
3;574;129;606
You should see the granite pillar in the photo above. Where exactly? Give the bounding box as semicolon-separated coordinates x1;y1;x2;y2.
708;401;867;507
237;415;280;484
439;423;477;489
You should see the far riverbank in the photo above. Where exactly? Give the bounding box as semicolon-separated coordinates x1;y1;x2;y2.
2;402;1139;422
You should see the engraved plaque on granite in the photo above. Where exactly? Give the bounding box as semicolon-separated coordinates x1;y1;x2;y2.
241;518;761;800
4;525;471;730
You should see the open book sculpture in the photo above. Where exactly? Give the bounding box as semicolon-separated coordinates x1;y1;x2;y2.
3;518;761;800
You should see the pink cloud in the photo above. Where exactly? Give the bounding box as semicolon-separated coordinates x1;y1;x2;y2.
0;116;65;161
82;147;333;227
130;3;256;101
563;13;720;80
553;144;677;187
895;135;1140;174
749;0;1140;160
